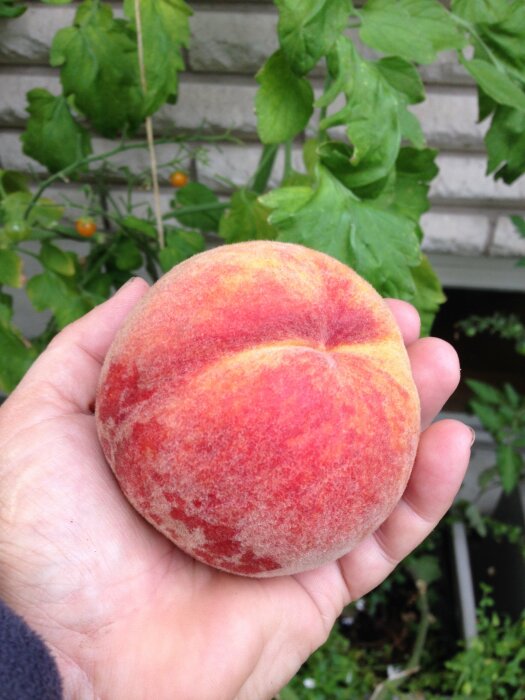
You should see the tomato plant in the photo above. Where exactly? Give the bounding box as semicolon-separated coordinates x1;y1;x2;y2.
0;0;524;395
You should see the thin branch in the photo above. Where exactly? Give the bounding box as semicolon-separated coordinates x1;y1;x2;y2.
134;0;165;249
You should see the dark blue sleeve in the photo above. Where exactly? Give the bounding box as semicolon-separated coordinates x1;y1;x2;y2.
0;599;62;700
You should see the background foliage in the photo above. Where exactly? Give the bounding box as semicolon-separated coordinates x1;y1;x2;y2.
1;0;525;392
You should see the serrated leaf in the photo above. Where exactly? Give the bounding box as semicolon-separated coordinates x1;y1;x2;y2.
113;239;143;271
461;58;525;112
485;105;525;184
158;229;205;272
0;250;23;287
469;399;504;433
123;0;191;115
173;182;222;231
40;242;76;277
467;379;503;404
219;189;276;243
275;0;352;75
319;38;402;188
50;0;143;137
358;0;466;65
21;89;92;174
26;270;70;312
26;270;90;329
497;444;523;493
261;166;420;299
255;50;314;144
503;382;521;408
0;324;36;393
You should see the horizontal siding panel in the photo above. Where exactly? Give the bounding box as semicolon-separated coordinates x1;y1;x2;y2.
0;69;486;149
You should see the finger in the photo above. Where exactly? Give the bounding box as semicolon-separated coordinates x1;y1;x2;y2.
385;299;421;347
335;419;472;602
408;337;461;430
1;278;149;427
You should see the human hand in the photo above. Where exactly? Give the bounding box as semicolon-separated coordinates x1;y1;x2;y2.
0;279;472;700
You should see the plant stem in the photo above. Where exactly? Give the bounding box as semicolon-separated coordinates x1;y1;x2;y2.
134;0;165;249
369;579;431;700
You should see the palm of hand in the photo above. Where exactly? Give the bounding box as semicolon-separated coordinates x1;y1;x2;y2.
0;279;471;700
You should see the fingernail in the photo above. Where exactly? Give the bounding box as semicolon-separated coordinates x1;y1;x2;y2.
469;427;476;447
115;277;139;295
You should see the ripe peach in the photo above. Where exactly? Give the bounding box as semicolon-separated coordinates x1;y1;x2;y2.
96;241;420;577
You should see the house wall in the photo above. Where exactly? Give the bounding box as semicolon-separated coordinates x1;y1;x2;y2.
1;0;525;309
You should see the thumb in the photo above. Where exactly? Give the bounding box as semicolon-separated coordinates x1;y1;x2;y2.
0;278;149;432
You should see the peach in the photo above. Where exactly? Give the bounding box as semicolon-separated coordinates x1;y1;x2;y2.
95;241;420;577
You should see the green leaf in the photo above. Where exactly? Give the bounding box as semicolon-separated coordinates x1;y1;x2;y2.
120;215;157;238
0;192;63;245
172;182;222;231
497;444;523;493
50;0;143;137
503;382;521;408
469;399;504;433
358;0;466;64
113;239;143;271
376;56;425;104
0;291;13;327
319;38;402;188
464;502;488;537
409;255;446;336
375;147;439;223
451;0;512;24
485;105;525;184
158;228;205;272
406;554;441;584
510;215;525;238
261;166;420;299
26;270;69;312
275;0;352;75
0;250;23;287
26;270;90;328
40;242;76;277
219;189;276;243
0;169;29;195
474;2;525;81
123;0;191;115
467;379;502;404
255;50;314;144
460;58;525;112
21;89;92;174
0;324;36;393
0;0;26;18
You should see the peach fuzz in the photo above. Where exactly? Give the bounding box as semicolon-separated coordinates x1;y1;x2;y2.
95;241;420;577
